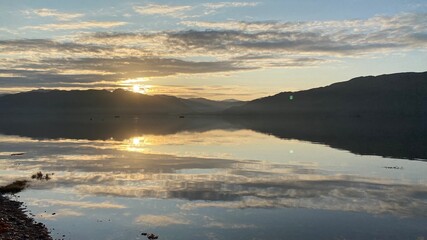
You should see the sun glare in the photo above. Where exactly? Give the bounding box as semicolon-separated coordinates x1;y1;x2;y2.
132;85;149;94
132;137;140;145
121;77;152;94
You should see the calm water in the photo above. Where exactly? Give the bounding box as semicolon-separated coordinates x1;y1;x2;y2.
0;116;426;240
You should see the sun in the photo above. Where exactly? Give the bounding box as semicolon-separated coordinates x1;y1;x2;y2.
132;137;140;145
133;85;140;93
132;84;148;94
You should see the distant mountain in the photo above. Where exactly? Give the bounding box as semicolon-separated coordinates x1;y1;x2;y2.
225;72;427;116
183;98;244;113
0;89;243;115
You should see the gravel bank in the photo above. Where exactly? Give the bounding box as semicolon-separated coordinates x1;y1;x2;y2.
0;195;52;240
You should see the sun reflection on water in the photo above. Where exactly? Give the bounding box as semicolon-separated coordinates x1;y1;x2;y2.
125;137;147;152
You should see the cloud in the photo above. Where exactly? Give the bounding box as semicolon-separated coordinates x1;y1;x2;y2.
0;39;108;54
82;13;427;57
203;2;260;9
36;57;247;75
0;12;426;92
133;4;192;18
23;21;128;31
180;20;269;30
0;27;19;37
23;8;84;21
0;57;248;90
132;29;395;57
133;2;259;18
201;2;260;15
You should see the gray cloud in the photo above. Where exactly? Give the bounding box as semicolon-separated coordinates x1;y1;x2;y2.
161;29;406;55
0;57;249;89
0;39;108;54
36;57;248;75
82;13;427;56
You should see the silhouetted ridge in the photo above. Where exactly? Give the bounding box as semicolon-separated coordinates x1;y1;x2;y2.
0;89;189;114
226;72;427;116
183;97;245;113
0;89;243;114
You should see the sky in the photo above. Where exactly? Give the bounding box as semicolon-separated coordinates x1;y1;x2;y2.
0;0;426;100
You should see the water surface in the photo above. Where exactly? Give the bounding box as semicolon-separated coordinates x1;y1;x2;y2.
0;115;426;240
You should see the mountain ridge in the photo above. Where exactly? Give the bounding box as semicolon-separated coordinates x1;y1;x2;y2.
1;71;426;116
0;89;244;115
225;71;427;116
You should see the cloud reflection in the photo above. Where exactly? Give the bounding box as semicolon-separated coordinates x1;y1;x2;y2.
26;199;127;209
36;208;84;220
135;214;190;227
1;133;426;218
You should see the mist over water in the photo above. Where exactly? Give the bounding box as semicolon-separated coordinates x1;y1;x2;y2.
0;115;426;239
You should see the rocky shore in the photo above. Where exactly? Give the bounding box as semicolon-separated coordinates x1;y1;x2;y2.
0;195;52;240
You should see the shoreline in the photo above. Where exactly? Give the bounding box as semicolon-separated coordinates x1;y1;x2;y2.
0;194;52;240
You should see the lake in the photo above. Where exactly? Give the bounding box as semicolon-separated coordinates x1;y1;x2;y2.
0;115;426;240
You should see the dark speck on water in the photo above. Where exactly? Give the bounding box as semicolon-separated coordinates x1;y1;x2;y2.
384;166;404;170
10;153;25;156
142;232;159;239
31;171;53;181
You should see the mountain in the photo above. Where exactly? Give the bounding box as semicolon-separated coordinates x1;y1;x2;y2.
0;89;243;115
183;98;244;113
225;72;427;116
1;71;426;116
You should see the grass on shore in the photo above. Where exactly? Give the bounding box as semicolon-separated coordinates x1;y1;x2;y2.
0;180;29;194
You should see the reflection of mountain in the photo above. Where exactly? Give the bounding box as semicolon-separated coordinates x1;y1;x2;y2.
0;89;244;114
226;72;427;116
0;115;236;140
0;115;426;161
225;116;427;161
